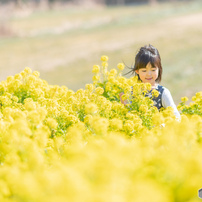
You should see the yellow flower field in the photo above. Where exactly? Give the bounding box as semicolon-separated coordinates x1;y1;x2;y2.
0;57;202;202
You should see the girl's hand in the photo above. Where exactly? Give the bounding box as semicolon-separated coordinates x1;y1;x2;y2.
119;92;128;105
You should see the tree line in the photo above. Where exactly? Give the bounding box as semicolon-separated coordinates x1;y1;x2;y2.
0;0;186;7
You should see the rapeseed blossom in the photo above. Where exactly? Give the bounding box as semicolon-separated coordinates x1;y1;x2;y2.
0;57;202;201
100;55;108;62
117;63;125;71
85;103;98;114
92;65;100;74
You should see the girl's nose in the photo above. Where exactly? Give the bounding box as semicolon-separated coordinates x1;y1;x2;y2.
147;71;152;76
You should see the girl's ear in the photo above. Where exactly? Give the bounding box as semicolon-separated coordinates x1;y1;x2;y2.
135;70;139;74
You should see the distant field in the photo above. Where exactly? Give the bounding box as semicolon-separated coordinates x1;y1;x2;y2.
0;0;202;104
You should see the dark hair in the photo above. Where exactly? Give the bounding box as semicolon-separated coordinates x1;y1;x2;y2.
126;44;162;83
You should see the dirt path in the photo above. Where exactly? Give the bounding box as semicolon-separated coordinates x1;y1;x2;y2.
38;11;202;72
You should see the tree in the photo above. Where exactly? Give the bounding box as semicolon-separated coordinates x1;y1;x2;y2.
39;0;50;8
117;0;125;5
149;0;157;5
15;0;23;7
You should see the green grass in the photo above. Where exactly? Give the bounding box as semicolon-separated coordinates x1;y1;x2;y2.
1;0;202;104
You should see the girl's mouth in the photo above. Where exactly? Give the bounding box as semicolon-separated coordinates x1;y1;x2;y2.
146;78;152;80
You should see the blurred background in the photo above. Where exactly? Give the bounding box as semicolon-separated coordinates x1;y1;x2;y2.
0;0;202;104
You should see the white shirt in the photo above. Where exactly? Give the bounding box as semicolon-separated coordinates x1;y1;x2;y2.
161;87;181;120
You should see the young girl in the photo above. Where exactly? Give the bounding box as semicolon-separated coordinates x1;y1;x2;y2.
120;44;180;119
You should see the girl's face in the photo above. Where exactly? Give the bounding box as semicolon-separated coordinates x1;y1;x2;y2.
135;62;159;86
